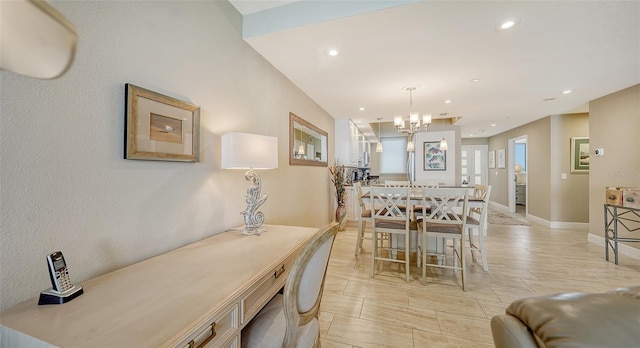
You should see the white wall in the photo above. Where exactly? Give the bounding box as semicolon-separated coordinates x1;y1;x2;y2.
414;130;457;185
0;1;334;310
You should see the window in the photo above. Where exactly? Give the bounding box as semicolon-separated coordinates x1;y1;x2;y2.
380;137;408;174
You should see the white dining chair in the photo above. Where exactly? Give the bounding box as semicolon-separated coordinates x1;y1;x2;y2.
241;223;338;348
354;182;374;256
384;180;411;187
417;188;469;291
370;186;413;283
466;184;492;272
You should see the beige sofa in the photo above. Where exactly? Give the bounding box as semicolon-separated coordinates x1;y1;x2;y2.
491;286;640;348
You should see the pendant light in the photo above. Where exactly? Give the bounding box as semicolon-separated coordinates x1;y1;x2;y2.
439;116;448;150
375;122;383;152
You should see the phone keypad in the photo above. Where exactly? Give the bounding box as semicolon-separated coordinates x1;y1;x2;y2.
56;270;72;291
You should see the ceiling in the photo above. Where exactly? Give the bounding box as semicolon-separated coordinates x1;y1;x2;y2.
229;1;640;141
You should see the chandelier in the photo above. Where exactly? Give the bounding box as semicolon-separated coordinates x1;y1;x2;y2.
394;86;432;152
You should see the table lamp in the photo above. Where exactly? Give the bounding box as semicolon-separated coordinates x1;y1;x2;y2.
221;132;278;235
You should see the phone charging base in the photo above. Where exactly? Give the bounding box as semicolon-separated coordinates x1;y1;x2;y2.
38;285;84;305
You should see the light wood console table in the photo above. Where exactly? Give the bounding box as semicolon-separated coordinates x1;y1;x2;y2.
0;225;318;347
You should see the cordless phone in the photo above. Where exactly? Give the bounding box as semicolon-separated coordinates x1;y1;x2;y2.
39;251;83;305
47;251;73;292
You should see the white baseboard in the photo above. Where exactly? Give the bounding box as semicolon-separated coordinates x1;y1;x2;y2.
488;202;588;229
588;233;640;261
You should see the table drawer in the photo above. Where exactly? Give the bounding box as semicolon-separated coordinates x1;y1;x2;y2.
181;304;238;348
240;254;296;326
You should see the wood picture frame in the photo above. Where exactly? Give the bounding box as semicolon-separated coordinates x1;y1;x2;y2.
488;150;496;169
423;141;446;171
125;84;200;162
498;148;506;169
571;137;589;172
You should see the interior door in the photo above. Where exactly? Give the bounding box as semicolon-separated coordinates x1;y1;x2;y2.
461;145;488;186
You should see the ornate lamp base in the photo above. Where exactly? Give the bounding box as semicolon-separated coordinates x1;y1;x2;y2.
241;168;268;236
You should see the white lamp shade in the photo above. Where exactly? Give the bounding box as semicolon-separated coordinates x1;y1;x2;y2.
393;115;404;128
439;138;448;151
423;114;432;125
406;140;415;152
375;142;383;152
409;112;419;124
221;132;278;169
0;0;77;79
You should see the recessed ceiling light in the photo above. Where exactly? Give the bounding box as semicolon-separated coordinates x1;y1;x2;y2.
328;49;338;56
491;123;497;127
359;107;365;111
471;78;480;82
562;90;572;94
444;99;452;104
497;18;520;31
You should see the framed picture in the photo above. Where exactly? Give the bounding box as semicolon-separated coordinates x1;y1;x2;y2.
125;84;200;162
571;137;589;172
488;150;496;169
423;141;446;171
498;148;506;168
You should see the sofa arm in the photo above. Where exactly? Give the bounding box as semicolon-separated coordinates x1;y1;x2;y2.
491;314;540;348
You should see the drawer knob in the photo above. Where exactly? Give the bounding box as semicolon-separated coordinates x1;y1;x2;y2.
609;195;617;200
273;265;285;279
627;197;635;203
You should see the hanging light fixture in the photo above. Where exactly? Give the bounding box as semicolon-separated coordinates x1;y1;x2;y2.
393;86;432;152
439;116;449;150
375;121;383;152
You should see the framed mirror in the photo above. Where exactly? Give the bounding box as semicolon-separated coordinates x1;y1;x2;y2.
289;112;328;166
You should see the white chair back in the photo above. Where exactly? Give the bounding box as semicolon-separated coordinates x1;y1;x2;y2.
283;223;337;346
384;180;411;187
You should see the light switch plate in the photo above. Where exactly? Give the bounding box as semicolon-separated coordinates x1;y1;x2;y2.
562;173;567;180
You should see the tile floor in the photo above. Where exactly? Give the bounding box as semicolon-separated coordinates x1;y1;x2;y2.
318;215;640;347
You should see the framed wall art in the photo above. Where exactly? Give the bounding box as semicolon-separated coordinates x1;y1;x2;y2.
125;84;200;162
424;141;446;171
488;150;496;169
571;137;589;172
498;148;506;168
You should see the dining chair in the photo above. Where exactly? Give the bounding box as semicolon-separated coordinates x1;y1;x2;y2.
466;184;492;272
411;181;439;221
354;182;374;256
241;223;338;348
384;180;411;187
417;188;469;291
370;186;413;282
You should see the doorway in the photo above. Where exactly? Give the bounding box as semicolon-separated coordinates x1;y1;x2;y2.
508;136;527;215
461;145;488;186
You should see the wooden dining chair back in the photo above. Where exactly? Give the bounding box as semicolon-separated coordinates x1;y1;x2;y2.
466;184;492;271
369;186;412;282
242;223;338;348
354;182;374;256
417;188;469;291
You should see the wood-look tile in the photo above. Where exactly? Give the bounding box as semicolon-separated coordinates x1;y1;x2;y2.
343;279;410;306
360;298;440;333
320;222;640;348
412;329;494;348
408;291;488;319
324;314;415;348
435;312;493;344
320;292;364;318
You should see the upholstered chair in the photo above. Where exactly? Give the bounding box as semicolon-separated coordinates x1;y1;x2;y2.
242;223;338;348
